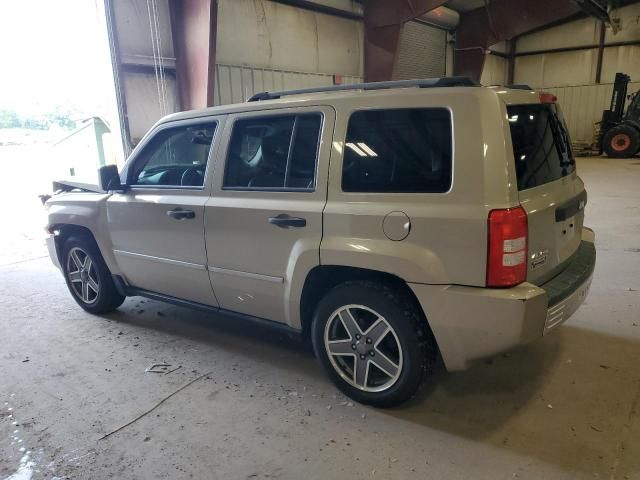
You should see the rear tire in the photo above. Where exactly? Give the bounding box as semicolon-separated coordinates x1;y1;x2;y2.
311;281;434;407
603;125;640;158
61;235;125;314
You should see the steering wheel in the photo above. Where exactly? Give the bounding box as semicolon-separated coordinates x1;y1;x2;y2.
181;167;204;186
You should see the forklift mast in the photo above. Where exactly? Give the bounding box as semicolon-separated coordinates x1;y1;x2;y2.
601;72;631;130
609;72;630;121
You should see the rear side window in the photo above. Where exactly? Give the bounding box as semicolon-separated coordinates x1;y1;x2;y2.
342;108;452;193
223;113;322;191
507;104;575;190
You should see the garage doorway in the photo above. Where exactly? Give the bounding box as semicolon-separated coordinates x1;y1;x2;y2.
0;0;120;265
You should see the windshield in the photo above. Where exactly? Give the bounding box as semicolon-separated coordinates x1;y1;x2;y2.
507;103;575;191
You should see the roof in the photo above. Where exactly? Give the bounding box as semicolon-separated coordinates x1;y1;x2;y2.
160;79;540;124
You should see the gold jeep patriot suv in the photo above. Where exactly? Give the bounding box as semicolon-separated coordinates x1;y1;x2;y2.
45;78;596;407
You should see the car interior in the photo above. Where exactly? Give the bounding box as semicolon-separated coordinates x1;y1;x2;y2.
224;113;321;190
131;125;216;187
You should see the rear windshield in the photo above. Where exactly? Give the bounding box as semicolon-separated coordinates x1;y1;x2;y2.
507;104;575;191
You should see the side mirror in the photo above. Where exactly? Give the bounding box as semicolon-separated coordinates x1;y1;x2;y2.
98;164;126;192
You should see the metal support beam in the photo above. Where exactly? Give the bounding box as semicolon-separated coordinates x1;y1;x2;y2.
507;39;516;85
104;0;133;154
595;21;606;84
453;0;581;82
515;39;640;57
268;0;362;20
363;0;448;82
169;0;218;110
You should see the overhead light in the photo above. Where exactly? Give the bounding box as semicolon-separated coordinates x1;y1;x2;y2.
345;142;367;157
509;115;519;122
357;142;378;157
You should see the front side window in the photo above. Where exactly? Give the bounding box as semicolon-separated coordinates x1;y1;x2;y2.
223;113;322;190
342;108;453;193
129;122;216;187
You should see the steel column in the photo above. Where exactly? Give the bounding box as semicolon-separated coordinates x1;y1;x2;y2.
507;39;516;85
595;21;606;84
169;0;218;110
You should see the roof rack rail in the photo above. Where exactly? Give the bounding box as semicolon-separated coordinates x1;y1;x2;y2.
247;76;478;102
505;84;534;90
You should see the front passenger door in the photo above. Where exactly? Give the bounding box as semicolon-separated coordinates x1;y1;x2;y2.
106;118;222;306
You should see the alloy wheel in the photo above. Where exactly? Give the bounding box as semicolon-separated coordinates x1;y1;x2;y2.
324;304;403;393
66;247;100;304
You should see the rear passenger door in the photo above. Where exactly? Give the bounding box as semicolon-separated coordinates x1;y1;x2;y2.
204;107;334;326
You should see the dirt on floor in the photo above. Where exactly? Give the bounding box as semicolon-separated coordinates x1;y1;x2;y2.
0;156;639;480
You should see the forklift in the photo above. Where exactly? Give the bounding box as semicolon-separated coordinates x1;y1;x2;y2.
598;72;640;158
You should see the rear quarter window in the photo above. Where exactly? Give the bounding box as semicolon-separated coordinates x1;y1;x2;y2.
507;104;575;190
341;108;452;193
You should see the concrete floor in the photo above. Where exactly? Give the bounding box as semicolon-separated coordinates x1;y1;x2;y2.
1;156;639;480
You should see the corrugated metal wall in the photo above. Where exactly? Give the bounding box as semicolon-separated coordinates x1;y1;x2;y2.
392;21;446;80
107;0;179;148
480;53;507;86
513;3;640;88
546;81;640;143
484;2;640;145
215;0;363;105
213;64;362;105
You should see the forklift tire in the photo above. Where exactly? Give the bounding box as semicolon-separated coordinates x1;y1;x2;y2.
603;125;640;158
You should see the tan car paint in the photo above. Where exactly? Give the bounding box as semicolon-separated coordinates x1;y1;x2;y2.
46;192;122;275
519;173;585;285
103;117;226;305
203;106;334;327
45;84;594;371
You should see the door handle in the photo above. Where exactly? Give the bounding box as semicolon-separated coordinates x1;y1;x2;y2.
268;213;307;229
167;208;195;220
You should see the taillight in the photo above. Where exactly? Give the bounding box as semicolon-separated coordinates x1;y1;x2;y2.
539;92;557;104
487;206;528;287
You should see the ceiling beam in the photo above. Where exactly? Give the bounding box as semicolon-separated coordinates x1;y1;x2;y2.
453;0;582;82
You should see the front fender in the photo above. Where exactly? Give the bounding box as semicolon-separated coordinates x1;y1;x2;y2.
46;192;121;275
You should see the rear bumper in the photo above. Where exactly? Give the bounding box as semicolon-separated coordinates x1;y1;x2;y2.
410;227;595;371
543;233;595;333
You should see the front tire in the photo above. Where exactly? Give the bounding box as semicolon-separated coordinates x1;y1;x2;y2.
603;125;640;158
311;281;433;407
62;235;125;314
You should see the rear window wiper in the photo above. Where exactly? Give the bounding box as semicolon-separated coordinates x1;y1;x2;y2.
549;112;575;167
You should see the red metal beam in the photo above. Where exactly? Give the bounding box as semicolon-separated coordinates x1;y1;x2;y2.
454;0;582;82
169;0;218;110
364;0;448;82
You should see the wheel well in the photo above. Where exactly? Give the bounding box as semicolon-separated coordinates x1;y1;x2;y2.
52;224;97;264
299;265;431;340
621;120;640;132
